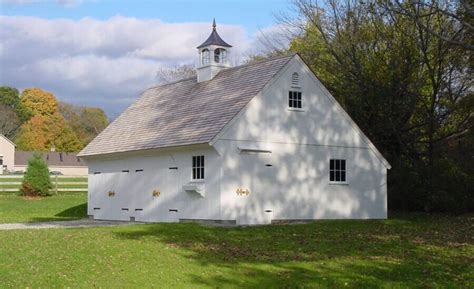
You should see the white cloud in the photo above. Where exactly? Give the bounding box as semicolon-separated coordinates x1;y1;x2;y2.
0;16;252;117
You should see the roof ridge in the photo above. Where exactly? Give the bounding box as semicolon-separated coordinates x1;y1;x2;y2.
146;54;295;91
148;75;197;90
223;53;296;72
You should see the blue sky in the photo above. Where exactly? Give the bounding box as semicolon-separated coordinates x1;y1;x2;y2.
1;0;290;34
0;0;293;118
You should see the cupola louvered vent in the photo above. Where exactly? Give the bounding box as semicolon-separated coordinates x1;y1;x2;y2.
291;72;299;86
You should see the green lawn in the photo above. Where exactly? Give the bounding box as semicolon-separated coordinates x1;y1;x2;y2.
0;193;87;223
0;208;472;288
0;177;87;182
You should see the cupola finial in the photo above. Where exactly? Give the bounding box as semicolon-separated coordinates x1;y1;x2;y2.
212;18;216;31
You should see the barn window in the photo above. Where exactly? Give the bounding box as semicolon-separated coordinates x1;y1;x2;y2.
291;72;299;86
289;91;302;109
192;155;205;180
329;159;346;182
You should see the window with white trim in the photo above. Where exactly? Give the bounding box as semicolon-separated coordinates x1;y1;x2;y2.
192;155;205;180
289;91;302;109
330;159;346;182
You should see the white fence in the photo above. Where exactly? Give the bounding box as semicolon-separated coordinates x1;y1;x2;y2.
0;175;88;193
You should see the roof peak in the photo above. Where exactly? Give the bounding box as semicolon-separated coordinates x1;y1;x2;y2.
197;19;232;49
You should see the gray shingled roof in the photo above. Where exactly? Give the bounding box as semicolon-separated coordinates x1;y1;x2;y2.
15;151;86;167
78;54;295;157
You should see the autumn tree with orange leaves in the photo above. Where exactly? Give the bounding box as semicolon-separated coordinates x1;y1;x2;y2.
15;88;83;152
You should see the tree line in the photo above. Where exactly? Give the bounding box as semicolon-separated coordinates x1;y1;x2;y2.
0;86;108;152
255;0;472;213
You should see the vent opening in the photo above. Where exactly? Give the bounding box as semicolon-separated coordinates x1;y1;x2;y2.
291;72;299;86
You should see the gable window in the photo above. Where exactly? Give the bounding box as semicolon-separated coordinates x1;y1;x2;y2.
289;91;302;109
330;159;346;182
192;155;205;180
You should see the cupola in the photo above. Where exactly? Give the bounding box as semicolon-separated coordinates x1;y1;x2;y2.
196;19;232;82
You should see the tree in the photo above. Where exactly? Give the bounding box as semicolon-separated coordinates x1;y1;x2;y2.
15;88;84;152
59;102;109;146
0;104;21;139
20;153;52;197
0;86;20;108
15;113;83;152
381;0;473;51
19;87;58;118
156;64;196;84
0;86;30;123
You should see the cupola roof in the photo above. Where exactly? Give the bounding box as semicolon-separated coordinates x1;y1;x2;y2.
197;19;232;49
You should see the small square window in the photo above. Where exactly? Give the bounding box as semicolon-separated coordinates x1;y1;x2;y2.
192;155;205;180
288;91;302;109
329;159;346;182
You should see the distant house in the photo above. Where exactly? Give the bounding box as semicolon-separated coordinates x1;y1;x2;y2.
78;21;391;225
14;151;87;175
0;135;15;174
0;134;87;176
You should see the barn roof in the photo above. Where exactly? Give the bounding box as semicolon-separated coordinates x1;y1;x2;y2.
15;151;86;167
78;54;295;157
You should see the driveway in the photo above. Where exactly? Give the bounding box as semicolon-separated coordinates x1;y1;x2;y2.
0;219;135;230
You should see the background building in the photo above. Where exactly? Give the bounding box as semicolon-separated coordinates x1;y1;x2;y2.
0;134;87;176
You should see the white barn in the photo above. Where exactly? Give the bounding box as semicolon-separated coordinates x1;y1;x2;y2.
78;21;391;225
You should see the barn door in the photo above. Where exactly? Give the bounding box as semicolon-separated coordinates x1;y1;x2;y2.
237;152;275;225
135;155;179;222
115;170;134;221
162;164;180;222
92;172;122;220
130;169;145;221
88;172;102;218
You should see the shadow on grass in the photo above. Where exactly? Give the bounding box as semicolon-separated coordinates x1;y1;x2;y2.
114;216;473;288
55;203;87;218
27;203;88;223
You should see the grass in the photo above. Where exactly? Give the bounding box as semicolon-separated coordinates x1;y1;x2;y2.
0;177;87;182
1;184;86;188
0;212;472;288
0;192;87;223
